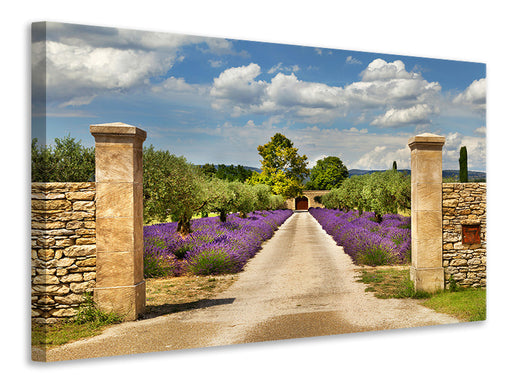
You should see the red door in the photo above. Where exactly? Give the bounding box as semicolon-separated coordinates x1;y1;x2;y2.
295;196;308;210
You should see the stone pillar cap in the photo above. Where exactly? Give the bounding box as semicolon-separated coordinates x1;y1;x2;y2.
90;122;147;140
408;133;445;148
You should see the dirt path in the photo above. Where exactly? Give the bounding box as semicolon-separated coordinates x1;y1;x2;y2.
44;211;458;361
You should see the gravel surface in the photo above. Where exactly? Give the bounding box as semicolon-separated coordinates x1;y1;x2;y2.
44;211;458;362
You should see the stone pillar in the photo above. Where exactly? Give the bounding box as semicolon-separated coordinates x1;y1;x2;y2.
408;133;445;293
90;122;146;320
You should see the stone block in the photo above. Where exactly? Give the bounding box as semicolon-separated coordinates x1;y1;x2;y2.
63;245;96;257
73;201;96;211
95;251;136;287
411;237;443;268
55;239;75;247
96;181;136;218
65;221;84;230
32;199;72;211
37;249;55;261
75;238;96;245
32;221;65;230
414;210;442;240
96;217;134;253
33;275;60;285
54;294;84;305
60;273;84;283
70;281;95;293
414;183;442;211
76;258;96;267
65;191;95;201
94;281;145;321
410;266;444;293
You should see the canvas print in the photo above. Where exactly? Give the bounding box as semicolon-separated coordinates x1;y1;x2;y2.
31;21;486;362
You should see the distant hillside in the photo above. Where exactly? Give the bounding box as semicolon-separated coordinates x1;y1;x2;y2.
199;164;261;173
348;169;486;181
200;165;486;182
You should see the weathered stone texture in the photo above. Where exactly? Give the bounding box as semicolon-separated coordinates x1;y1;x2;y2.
31;182;96;324
442;183;486;289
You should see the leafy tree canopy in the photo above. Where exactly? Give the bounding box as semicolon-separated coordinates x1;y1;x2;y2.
31;135;95;182
201;163;253;183
251;133;309;198
306;156;349;190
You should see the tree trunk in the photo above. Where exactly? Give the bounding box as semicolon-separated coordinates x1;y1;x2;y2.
177;218;191;237
219;210;227;222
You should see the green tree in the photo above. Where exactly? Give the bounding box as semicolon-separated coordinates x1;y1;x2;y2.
306;156;349;190
321;171;410;220
216;164;252;182
251;133;309;198
31;136;95;182
228;181;256;218
201;163;217;178
203;177;235;222
143;145;208;235
459;146;468;183
392;161;397;171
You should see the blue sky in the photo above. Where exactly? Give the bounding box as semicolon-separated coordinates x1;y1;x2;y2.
32;21;486;171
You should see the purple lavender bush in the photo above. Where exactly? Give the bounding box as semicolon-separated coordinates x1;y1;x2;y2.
143;210;293;277
309;208;411;266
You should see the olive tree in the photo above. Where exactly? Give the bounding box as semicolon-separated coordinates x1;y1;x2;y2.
143;145;208;235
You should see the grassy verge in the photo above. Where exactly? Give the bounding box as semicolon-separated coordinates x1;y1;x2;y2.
32;274;238;350
32;293;123;350
356;266;486;321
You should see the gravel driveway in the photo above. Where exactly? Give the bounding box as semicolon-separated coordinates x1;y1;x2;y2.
43;211;458;361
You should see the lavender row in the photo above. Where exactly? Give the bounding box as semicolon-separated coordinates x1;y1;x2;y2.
143;210;293;277
309;208;411;266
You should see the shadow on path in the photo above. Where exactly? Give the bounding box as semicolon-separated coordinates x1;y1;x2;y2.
142;297;236;319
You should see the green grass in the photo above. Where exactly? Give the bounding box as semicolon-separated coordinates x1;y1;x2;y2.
32;293;123;349
422;289;486;321
356;267;486;321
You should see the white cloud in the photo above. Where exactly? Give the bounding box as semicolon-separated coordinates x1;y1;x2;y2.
360;59;415;81
353;144;411;170
442;132;486;170
209;58;442;126
268;62;300;74
209;59;224;68
210;63;267;107
344;76;441;108
266;73;343;109
43;41;172;94
36;23;235;107
346;56;362;65
474;126;486;135
345;127;368;134
453;78;486;111
152;76;197;93
59;95;97;108
371;104;435;127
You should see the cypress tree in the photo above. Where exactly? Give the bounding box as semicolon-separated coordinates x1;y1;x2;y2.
392;161;397;171
459;146;468;183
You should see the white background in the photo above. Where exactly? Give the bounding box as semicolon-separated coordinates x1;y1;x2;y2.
2;1;510;382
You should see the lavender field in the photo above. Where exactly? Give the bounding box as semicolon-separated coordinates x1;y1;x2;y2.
143;210;293;277
309;208;411;266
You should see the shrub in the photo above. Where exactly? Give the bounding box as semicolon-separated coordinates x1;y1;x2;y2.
74;292;123;326
309;208;411;266
186;246;241;275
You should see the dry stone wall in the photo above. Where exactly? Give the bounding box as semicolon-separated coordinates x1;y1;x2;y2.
31;182;96;323
442;183;486;288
